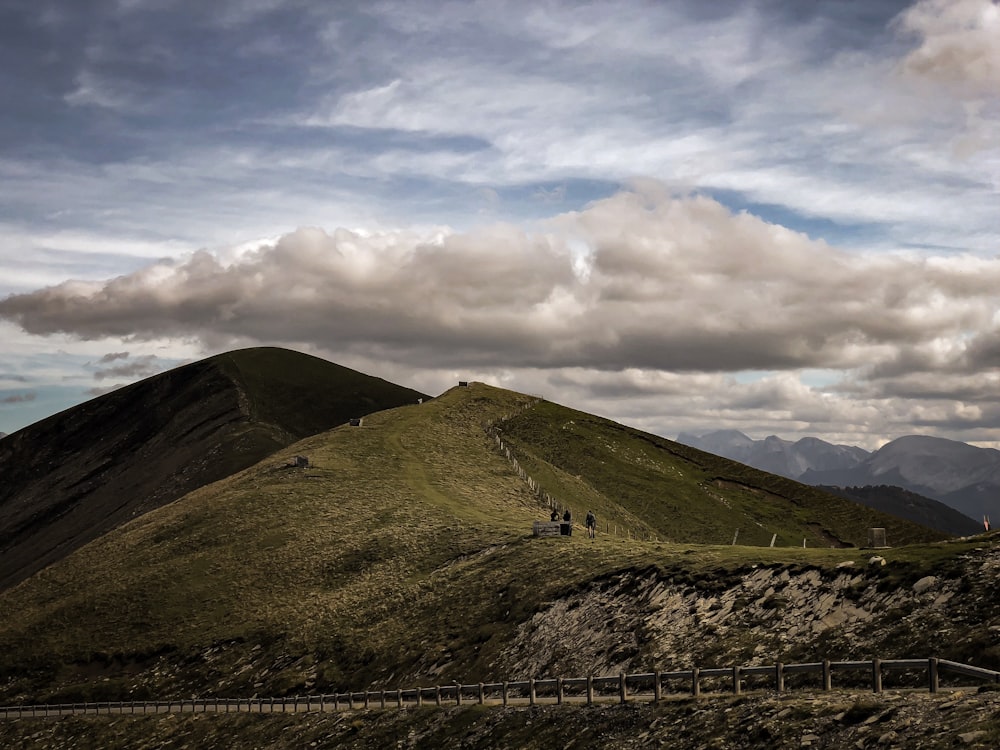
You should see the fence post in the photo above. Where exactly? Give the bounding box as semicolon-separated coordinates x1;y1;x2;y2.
502;681;508;707
380;691;386;709
619;672;628;703
416;688;423;707
529;678;536;705
732;666;741;695
435;686;442;706
587;675;594;705
872;658;882;694
364;692;370;709
478;683;485;705
654;670;662;703
456;684;462;706
692;667;700;698
775;663;785;693
556;678;563;705
397;688;403;707
929;658;939;693
823;659;832;691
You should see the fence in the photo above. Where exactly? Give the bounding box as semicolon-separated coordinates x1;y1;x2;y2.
483;407;658;542
2;658;998;719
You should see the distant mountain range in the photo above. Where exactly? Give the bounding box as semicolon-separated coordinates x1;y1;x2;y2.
677;430;995;531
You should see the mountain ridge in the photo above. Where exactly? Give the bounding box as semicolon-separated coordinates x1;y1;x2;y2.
679;429;1000;528
0;347;427;590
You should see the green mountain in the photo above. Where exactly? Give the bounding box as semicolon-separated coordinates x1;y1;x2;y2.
0;380;959;704
0;347;426;590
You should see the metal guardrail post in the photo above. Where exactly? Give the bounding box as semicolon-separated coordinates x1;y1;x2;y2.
619;673;627;703
872;658;882;694
529;678;536;706
775;663;784;693
692;668;700;698
654;670;662;703
479;683;485;705
732;666;741;695
823;659;832;691
586;676;593;705
929;658;939;694
502;681;509;706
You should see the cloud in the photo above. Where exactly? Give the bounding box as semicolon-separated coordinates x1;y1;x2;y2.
895;0;1000;94
1;393;37;404
3;186;1000;383
97;351;130;363
92;353;163;381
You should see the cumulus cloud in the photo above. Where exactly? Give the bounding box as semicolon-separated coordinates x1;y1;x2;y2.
895;0;1000;94
2;186;1000;385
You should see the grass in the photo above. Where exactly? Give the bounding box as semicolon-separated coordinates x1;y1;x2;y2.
499;400;943;548
0;383;984;705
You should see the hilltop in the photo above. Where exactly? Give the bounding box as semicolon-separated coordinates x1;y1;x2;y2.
0;347;426;590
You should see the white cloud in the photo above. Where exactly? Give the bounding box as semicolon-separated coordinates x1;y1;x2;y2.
895;0;1000;94
3;186;1000;445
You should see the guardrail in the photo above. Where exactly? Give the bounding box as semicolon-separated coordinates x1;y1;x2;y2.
2;658;998;719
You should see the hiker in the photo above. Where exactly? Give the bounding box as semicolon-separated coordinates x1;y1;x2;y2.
561;508;572;536
585;510;596;539
550;508;560;522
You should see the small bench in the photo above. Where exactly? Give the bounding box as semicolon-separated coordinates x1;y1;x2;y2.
532;521;562;538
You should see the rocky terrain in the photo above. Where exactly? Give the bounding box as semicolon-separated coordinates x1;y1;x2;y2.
494;543;1000;679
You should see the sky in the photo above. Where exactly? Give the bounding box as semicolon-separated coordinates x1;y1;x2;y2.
1;0;998;449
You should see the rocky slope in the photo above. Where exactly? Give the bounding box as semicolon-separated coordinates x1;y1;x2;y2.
493;542;1000;679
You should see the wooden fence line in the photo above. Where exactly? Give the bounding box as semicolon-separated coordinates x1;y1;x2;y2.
3;659;998;719
484;409;658;543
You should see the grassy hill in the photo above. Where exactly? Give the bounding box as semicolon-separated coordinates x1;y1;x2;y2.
0;347;426;590
495;400;941;548
1;382;975;713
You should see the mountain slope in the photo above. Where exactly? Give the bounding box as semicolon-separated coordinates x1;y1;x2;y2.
817;485;983;537
0;347;426;590
802;435;1000;522
0;383;955;708
504;402;939;548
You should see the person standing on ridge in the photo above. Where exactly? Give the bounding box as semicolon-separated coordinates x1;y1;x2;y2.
585;510;596;539
561;508;572;536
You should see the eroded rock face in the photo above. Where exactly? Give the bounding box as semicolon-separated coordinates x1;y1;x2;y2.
494;547;1000;678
